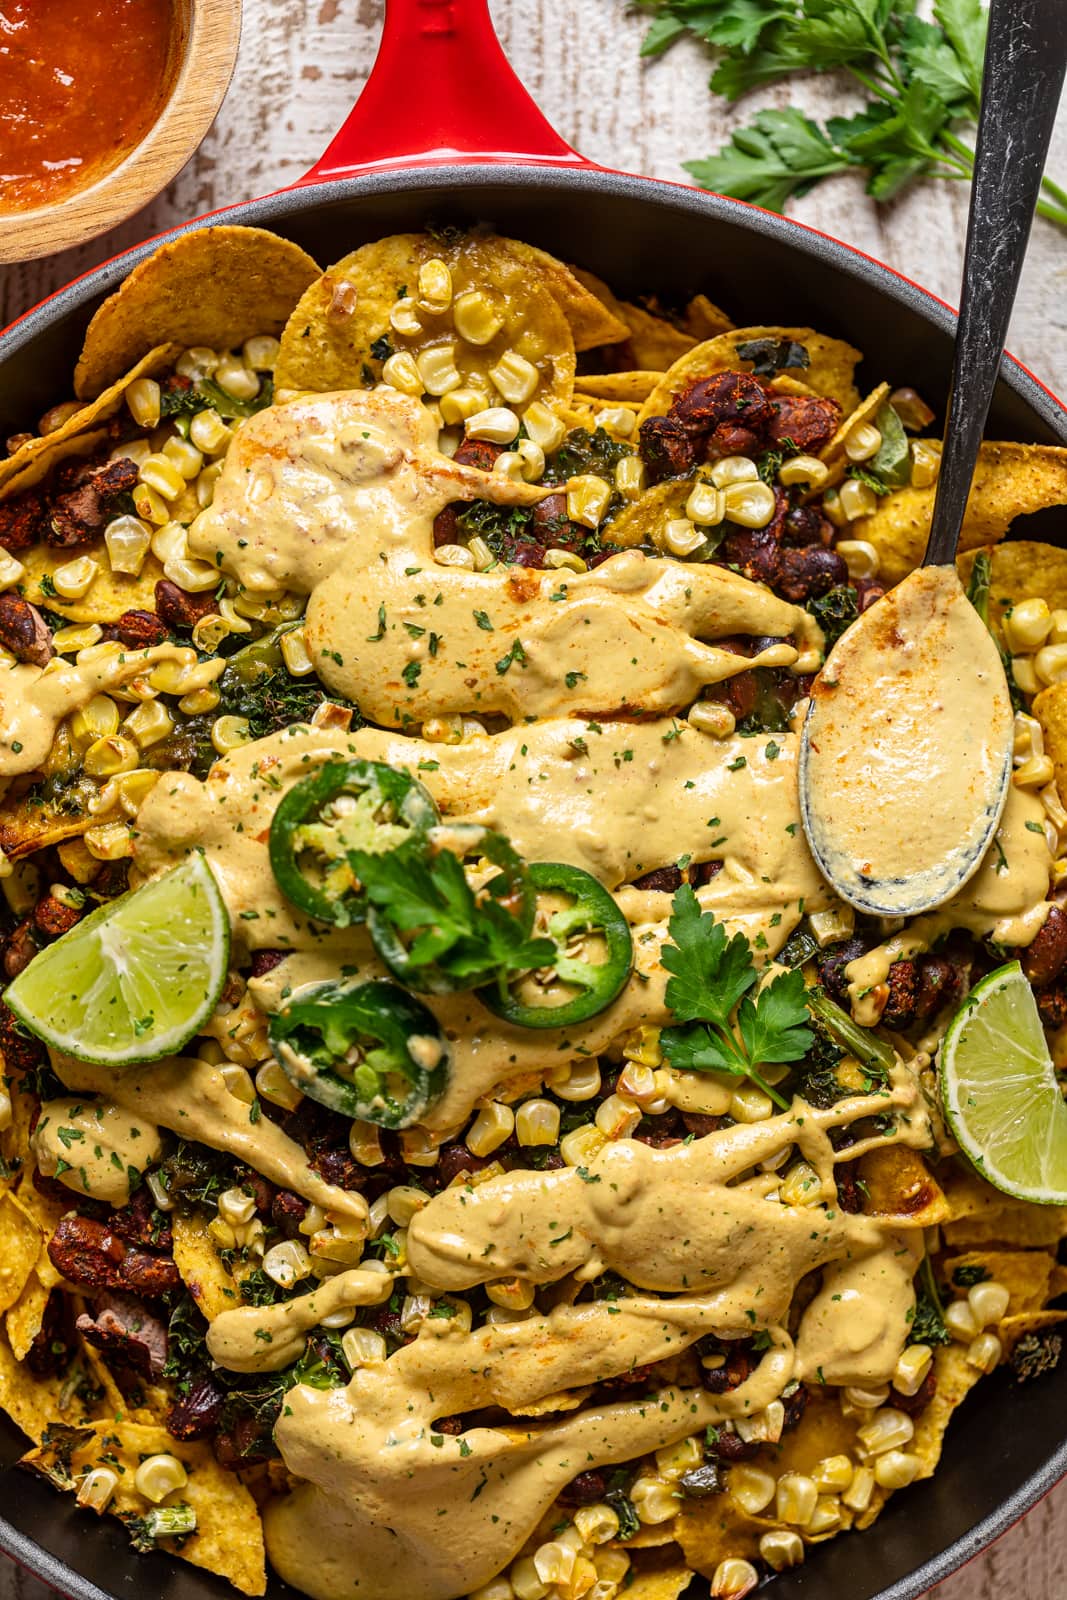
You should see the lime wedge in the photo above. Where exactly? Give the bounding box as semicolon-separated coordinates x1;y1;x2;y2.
6;854;229;1066
938;960;1067;1205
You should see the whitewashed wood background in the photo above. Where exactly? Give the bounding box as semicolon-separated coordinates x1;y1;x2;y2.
0;2;1065;1597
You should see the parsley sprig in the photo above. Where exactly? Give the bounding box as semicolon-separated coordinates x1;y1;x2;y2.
659;885;812;1107
638;0;1067;230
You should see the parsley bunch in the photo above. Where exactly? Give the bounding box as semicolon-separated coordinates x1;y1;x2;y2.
638;0;1067;229
659;885;813;1107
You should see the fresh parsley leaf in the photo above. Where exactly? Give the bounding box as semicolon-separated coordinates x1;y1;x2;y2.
685;109;854;212
661;884;756;1026
736;968;813;1064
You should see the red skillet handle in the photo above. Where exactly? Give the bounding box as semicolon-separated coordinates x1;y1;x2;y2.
300;0;592;182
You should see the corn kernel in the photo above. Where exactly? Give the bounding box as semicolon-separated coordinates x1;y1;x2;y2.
839;478;880;521
968;1280;1010;1327
510;1556;549;1600
186;408;232;457
388;297;422;336
140;453;185;501
179;686;221;716
196;461;224;508
416;345;462;397
386;1185;428;1227
163;555;220;592
843;1383;890;1412
710;1557;758;1599
39;400;84;435
593;405;636;437
263;1239;312;1289
379;350;423;396
778;453;828;488
523;401;567;452
489;351;539;406
723;479;777;529
614;455;646;499
966;1331;1003;1373
776;1472;819;1526
729;1085;774;1123
594;1093;642;1140
515;1098;560;1145
910;438;942;487
162;434;204;481
341;1327;388;1370
726;1464;775;1514
856;1408;914;1459
126;378;161;429
534;1540;576;1586
493;451;525;482
219;1063;256;1104
574;1504;620;1545
807;1495;844;1533
486;1277;535;1310
842;1465;875;1513
52;556;98;600
132;481;170;525
215;356;260;402
759;1529;804;1571
434;543;477;570
452;289;504;346
685;481;725;525
212;715;253;755
595;1550;630;1585
630;1476;680;1525
780;1160;822;1207
84;735;139;778
544;548;586;571
735;1400;784;1444
813;1453;854;1492
711;456;758;488
122;699;174;750
134;1453;187;1504
893;1342;933;1397
844;421;882;462
467;1101;515;1157
219;1186;257;1226
400;1126;442;1167
514;438;546;481
835;538;880;581
622;1025;663;1069
659;517;704;558
76;1466;119;1513
256;1058;303;1111
1035;642;1067;687
551;1060;602;1101
71;694;121;745
439;386;486;423
1012;655;1041;696
466;406;520;444
176;346;219;380
468;536;495;571
616;1062;661;1108
0;552;24;592
1005;597;1053;653
242;334;279;372
873;1449;920;1490
559;1125;608;1167
417;258;453;313
102;513;152;577
822;486;848;527
567;474;611;529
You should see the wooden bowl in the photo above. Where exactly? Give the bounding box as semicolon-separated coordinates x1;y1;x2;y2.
0;0;242;267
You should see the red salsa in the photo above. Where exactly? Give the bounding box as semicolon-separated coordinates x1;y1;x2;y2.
0;0;177;215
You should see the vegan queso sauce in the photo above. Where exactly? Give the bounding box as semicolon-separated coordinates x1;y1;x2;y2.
0;0;176;215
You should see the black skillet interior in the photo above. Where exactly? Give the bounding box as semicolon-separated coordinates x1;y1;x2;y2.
1;164;1066;1600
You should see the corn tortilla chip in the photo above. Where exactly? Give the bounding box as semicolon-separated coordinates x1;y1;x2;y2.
1034;680;1067;813
608;481;696;549
502;242;629;350
22;1417;267;1595
958;539;1067;622
276;232;575;406
0;778;99;861
626;1553;695;1599
998;1309;1067;1353
574;371;661;402
685;294;735;341
910;1343;984;1480
571;269;696;370
0;1329;110;1443
75;227;319;400
0;346;178;497
637;327;862;425
172;1210;245;1320
855;1146;949;1225
859;445;1067;585
20;539;165;624
0;1193;42;1315
6;1273;50;1361
942;1249;1056;1314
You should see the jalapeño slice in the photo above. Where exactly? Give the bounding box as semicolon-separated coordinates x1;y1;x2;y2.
268;978;448;1129
269;758;438;927
479;862;633;1030
361;823;551;995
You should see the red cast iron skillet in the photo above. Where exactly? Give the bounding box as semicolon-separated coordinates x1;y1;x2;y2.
1;3;1065;1596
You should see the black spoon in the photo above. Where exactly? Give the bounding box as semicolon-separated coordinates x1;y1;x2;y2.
800;0;1067;918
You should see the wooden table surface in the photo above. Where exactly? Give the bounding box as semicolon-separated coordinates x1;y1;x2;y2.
1;2;1065;1597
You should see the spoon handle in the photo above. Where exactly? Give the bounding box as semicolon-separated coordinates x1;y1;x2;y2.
923;0;1067;570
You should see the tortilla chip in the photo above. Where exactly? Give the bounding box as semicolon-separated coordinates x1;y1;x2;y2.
0;1329;110;1443
910;1342;984;1481
685;294;735;341
817;381;892;491
0;1192;42;1315
855;1146;949;1226
998;1309;1067;1353
22;1417;266;1595
0;346;178;497
637;327;862;425
501;242;629;350
574;371;661;402
0;777;100;861
942;1249;1056;1314
608;480;696;549
626;1552;695;1599
276;232;576;407
172;1210;244;1320
676;1480;764;1573
0;1074;35;1190
19;539;165;624
571;270;696;370
75;227;319;400
958;539;1067;623
1034;680;1067;813
859;445;1067;585
6;1272;50;1361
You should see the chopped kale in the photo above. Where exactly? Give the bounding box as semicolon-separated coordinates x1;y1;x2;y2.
908;1258;951;1348
369;335;394;362
159;385;201;420
162;1295;209;1391
605;1488;640;1541
240;1269;284;1307
951;1264;990;1289
543;427;633;484
735;337;810;377
1011;1330;1063;1384
808;583;859;648
196;375;275;421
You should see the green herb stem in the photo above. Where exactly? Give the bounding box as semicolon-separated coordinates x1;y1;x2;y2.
805;987;896;1077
